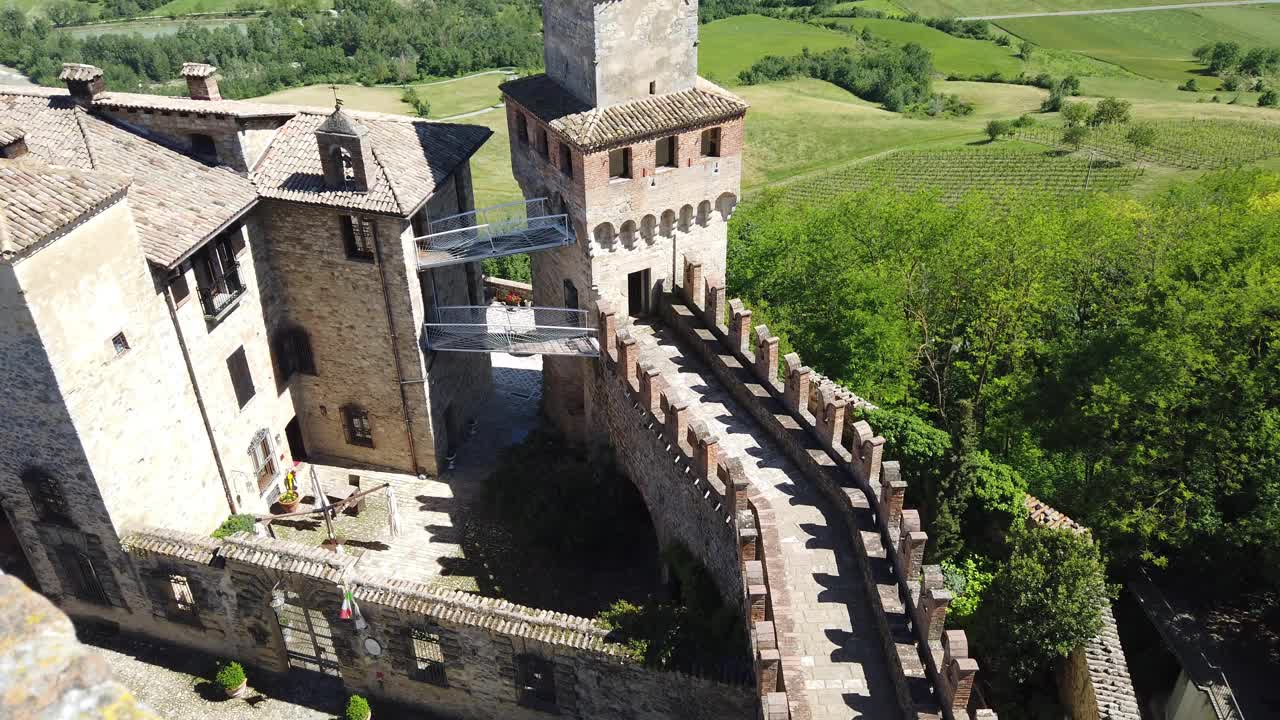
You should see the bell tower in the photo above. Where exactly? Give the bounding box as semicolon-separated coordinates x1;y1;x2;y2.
501;0;747;435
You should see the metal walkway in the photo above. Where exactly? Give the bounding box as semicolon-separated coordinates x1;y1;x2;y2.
422;305;599;357
415;198;573;270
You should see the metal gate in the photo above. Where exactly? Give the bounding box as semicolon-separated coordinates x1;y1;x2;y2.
274;593;341;676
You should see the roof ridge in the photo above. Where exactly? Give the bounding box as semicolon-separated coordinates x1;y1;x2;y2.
366;141;405;214
70;107;98;170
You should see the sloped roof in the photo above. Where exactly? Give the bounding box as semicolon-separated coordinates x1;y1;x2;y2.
58;63;102;82
502;74;748;151
92;91;300;119
0;164;129;256
252;111;491;215
0;89;258;267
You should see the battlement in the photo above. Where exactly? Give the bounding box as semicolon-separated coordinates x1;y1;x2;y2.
635;256;1002;720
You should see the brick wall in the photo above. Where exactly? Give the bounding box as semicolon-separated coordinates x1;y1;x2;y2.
118;527;756;720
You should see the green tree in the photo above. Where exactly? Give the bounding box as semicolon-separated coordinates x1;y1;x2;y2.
1209;41;1242;74
1088;96;1131;126
985;119;1011;142
1059;100;1091;127
1017;40;1035;62
1124;123;1157;163
1061;124;1088;150
973;524;1108;685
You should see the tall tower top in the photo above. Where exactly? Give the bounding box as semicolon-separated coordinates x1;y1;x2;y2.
542;0;699;109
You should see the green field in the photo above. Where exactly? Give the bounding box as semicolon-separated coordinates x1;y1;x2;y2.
699;15;866;85
822;17;1023;77
255;72;509;119
1016;118;1280;168
779;146;1144;204
999;6;1280;82
893;0;1219;17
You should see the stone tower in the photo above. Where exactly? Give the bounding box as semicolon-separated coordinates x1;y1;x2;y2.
502;0;747;434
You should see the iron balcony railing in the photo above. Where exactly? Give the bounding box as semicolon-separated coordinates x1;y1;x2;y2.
422;305;599;357
415;198;573;270
198;265;245;320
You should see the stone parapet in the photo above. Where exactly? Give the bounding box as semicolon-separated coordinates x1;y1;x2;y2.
662;261;999;720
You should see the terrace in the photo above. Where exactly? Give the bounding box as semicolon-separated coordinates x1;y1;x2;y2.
415;198;573;270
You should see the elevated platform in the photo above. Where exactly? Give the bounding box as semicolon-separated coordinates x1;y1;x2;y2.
423;305;599;357
415;199;573;270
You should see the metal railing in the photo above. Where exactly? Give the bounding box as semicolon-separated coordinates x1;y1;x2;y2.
197;265;245;320
422;305;599;357
415;198;573;270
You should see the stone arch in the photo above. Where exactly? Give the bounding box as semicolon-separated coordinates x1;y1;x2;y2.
696;200;712;227
593;222;616;250
678;204;694;233
640;214;658;244
659;210;676;238
716;192;738;221
619;220;638;248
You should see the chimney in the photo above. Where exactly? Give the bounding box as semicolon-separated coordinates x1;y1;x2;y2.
181;62;221;101
59;64;104;105
0;126;28;160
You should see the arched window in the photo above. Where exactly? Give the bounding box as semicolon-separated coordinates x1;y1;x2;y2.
341;405;374;448
53;545;108;605
697;200;712;227
716;192;738;221
274;326;316;382
640;214;657;244
619;220;637;248
678;204;694;233
21;468;71;525
593;222;615;250
332;147;356;182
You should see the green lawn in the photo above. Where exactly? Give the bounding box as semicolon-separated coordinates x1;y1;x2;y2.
254;72;509;119
999;6;1280;82
699;15;866;86
893;0;1213;18
822;17;1023;77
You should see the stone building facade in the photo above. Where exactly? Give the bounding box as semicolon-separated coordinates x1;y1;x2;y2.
0;63;492;635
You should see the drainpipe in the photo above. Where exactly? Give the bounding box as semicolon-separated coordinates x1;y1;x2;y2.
164;289;237;513
371;222;421;476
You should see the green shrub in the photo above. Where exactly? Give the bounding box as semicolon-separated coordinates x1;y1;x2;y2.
1260;90;1279;107
345;695;371;720
214;661;246;690
212;514;256;539
1178;78;1198;92
986;120;1012;141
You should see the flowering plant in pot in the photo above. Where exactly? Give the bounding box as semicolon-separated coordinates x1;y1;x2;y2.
346;694;372;720
504;291;522;307
278;471;300;513
214;661;247;698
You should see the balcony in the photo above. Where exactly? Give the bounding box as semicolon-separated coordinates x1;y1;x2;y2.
423;305;599;357
198;265;245;321
415;199;573;270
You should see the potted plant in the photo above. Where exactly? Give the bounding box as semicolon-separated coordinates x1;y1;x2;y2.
278;470;300;513
504;291;522;307
215;660;247;698
346;694;372;720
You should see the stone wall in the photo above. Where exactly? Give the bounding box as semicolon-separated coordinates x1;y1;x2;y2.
659;259;999;720
97;106;285;173
118;527;756;720
0;198;227;626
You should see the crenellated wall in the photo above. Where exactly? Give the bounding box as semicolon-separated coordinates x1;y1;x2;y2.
647;257;999;720
119;527;756;720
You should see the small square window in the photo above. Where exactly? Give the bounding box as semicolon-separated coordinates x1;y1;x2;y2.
342;405;374;448
609;148;631;179
111;332;130;356
515;654;557;711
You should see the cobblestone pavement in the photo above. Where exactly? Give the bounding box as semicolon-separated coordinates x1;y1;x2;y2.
630;322;899;720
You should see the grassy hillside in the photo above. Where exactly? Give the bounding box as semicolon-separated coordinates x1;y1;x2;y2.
821;17;1022;77
699;15;865;85
893;0;1212;17
999;6;1280;82
254;72;508;119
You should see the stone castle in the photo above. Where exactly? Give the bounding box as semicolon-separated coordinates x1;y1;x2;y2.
0;1;1135;719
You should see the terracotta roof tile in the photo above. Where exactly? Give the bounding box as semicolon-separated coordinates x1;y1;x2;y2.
58;63;102;82
0;164;128;256
252;111;491;215
1025;493;1089;535
0;125;24;145
92;91;300;119
180;63;217;79
502;74;748;151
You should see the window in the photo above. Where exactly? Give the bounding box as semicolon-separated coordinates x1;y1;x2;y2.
563;279;578;310
54;546;108;605
21;469;71;525
558;142;573;178
608;147;631;179
515;654;556;711
111;332;129;356
656;136;677;169
536;127;549;160
168;574;198;618
336;147;356;182
248;429;278;493
649;80;656;95
410;627;448;686
190;133;216;161
193;227;245;319
341;215;376;261
275;327;316;382
227;346;255;409
516;113;529;144
342;405;373;448
701;127;722;157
